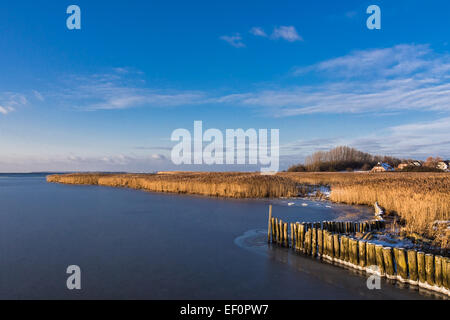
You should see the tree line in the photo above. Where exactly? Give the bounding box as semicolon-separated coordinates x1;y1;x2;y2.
288;146;402;172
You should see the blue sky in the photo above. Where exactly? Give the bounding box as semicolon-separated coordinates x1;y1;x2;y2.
0;0;449;172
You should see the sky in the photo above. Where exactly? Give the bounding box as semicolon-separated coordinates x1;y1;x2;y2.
0;0;449;172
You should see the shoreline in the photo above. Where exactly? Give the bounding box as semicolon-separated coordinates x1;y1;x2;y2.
47;172;449;297
47;172;449;250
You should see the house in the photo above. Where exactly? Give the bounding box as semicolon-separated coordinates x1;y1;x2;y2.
371;162;394;172
398;161;422;170
437;161;449;171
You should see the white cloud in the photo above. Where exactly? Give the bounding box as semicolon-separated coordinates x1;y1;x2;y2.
281;117;450;162
271;26;303;42
0;153;174;172
32;90;44;101
249;27;267;37
294;44;436;78
220;34;246;48
54;70;207;111
0;92;28;115
0;105;9;115
216;44;450;116
28;44;450;117
151;154;167;161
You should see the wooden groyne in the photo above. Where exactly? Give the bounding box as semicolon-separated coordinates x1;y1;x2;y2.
267;206;450;297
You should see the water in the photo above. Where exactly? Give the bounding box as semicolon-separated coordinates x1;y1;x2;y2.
0;174;441;299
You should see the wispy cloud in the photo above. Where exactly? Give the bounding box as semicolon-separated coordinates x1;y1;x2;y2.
32;90;44;102
23;44;450;117
293;44;440;78
0;153;174;172
220;33;246;48
249;27;267;37
54;70;207;111
0;92;28;115
281;117;450;161
271;26;303;42
218;44;450;116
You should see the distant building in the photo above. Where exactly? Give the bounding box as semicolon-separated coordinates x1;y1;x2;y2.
437;161;449;171
398;161;422;170
371;162;394;172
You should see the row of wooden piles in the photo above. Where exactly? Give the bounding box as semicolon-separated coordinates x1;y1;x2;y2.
268;216;450;296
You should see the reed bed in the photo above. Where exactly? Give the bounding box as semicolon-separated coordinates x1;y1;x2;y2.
281;172;450;248
47;172;299;199
47;171;450;247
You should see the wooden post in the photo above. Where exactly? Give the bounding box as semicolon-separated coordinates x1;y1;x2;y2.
267;205;272;243
329;233;334;258
407;249;418;283
383;247;395;277
350;239;359;266
295;222;300;251
309;228;314;255
396;248;408;281
279;219;283;245
283;223;288;247
305;229;312;255
434;255;443;288
359;240;366;268
318;228;323;256
271;218;276;243
393;247;400;275
291;222;295;249
417;251;426;284
343;236;350;262
333;234;340;260
425;254;435;286
312;227;318;257
275;218;278;245
274;218;278;244
367;242;376;267
299;223;305;252
323;230;329;257
274;218;279;244
444;258;450;290
339;235;346;261
375;245;385;275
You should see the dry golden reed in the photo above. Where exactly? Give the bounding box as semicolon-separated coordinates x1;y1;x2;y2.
47;172;299;199
280;172;450;247
47;171;450;247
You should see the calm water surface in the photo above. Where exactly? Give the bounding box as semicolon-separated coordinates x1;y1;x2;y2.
0;175;441;299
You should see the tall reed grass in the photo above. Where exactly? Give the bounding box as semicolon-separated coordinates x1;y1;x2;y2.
280;172;450;247
47;172;299;199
